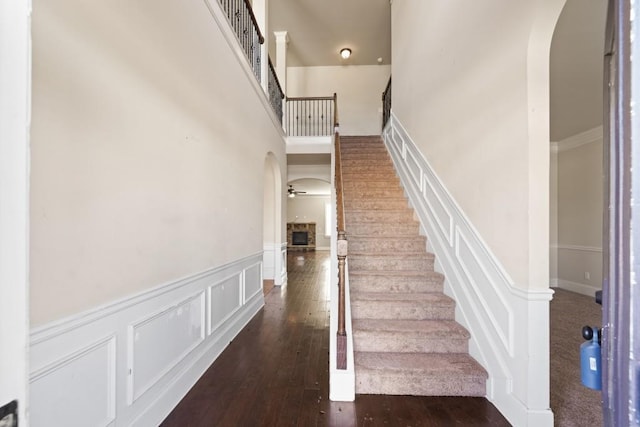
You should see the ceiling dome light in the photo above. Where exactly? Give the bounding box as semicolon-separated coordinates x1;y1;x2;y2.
340;48;352;59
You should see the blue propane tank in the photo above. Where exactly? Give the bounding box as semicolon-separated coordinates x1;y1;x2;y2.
580;326;602;390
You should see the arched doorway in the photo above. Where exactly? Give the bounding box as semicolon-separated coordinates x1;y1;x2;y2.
263;153;285;292
548;0;607;424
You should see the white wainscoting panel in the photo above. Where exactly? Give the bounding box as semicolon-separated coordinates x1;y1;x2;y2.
30;252;264;427
30;336;116;427
244;262;262;302
263;244;276;280
383;114;554;427
129;292;206;403
278;242;288;287
208;274;242;334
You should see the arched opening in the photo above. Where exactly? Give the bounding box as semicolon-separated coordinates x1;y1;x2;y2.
263;152;284;293
286;178;332;252
548;0;607;424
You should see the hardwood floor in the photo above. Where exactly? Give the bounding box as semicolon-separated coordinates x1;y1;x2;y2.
161;251;510;426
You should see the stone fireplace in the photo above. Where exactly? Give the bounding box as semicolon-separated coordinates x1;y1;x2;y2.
287;222;316;251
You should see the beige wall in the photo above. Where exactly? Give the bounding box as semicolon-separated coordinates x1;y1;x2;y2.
391;0;564;289
287;65;391;136
31;0;286;326
555;136;603;290
287;196;331;249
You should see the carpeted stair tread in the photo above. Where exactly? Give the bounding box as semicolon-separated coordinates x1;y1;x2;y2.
348;269;444;280
343;198;409;210
349;270;444;293
349;252;434;261
344;209;415;223
353;319;469;337
343;189;409;198
349;255;434;272
347;223;420;237
355;352;487;396
351;292;453;303
348;237;428;254
352;320;470;353
343;181;400;189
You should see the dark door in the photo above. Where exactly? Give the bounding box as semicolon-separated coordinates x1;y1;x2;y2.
602;1;639;425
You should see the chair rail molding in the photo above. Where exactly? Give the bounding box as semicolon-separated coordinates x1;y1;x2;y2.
30;252;265;427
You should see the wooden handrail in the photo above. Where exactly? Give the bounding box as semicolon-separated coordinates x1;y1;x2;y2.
268;57;285;99
286;96;335;101
334;93;347;370
382;76;391;130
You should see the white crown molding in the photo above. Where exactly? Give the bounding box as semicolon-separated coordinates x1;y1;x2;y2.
554;126;603;152
550;243;603;253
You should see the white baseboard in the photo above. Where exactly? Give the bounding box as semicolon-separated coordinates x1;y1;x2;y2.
551;279;601;298
383;114;553;426
30;252;264;427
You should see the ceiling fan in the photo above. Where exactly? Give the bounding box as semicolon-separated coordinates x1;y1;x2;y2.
288;184;306;198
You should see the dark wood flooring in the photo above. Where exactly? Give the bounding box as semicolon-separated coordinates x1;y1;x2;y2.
161;251;511;426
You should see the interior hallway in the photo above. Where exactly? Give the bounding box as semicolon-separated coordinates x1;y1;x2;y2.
161;251;508;426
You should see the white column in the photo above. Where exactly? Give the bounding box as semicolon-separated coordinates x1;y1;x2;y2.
274;31;289;93
252;0;269;93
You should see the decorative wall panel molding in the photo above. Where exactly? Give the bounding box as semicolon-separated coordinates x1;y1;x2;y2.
30;252;264;427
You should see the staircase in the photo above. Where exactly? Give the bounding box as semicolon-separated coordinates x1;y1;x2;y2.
340;135;487;396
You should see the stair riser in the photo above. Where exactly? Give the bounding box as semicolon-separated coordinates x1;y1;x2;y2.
347;223;419;236
349;257;434;271
343;183;401;192
353;332;469;353
342;174;398;182
351;303;454;320
344;199;408;210
340;151;388;158
341;160;393;169
343;189;407;199
346;211;415;223
349;277;443;293
340;153;391;161
355;372;486;396
349;238;426;253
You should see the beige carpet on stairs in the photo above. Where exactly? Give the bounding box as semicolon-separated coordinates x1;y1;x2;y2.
340;135;487;397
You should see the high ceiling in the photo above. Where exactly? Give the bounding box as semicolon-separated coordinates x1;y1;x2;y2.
268;0;391;67
550;0;607;141
270;0;607;140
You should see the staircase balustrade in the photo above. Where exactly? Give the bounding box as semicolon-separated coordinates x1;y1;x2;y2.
218;0;264;81
268;58;285;124
382;76;391;130
216;0;286;124
286;95;336;136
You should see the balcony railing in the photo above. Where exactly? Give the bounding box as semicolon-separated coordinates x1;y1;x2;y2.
218;0;264;81
268;58;285;124
216;0;286;124
286;95;337;137
382;76;391;130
